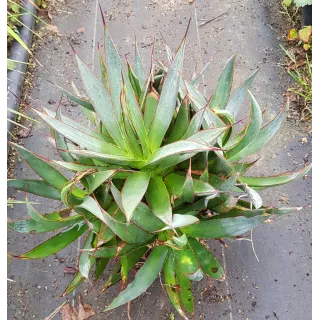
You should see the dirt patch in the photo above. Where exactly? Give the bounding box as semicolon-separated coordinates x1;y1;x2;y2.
200;285;231;304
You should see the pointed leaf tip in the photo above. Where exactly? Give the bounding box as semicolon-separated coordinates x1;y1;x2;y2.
99;3;106;27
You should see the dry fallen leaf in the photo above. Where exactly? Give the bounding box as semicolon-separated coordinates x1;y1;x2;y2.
77;27;85;34
63;266;78;274
47;24;62;36
287;28;298;41
61;296;95;320
299;26;312;44
16;126;32;138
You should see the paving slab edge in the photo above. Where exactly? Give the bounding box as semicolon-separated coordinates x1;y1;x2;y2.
7;1;37;149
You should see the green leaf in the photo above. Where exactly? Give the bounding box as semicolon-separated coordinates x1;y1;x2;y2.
208;151;233;177
66;149;142;168
213;194;238;213
102;246;148;293
158;214;199;231
134;41;146;86
213;205;301;218
175;247;203;281
79;231;96;278
54;84;94;112
63;272;86;296
164;173;217;197
294;0;312;7
184;81;226;130
226;91;262;162
127;61;142;100
11;221;88;259
92;243;140;258
167;99;190;143
283;0;293;6
130;202;166;232
7;179;61;200
238;164;312;189
7;59;16;70
76;197;153;244
44;108;106;141
146;177;172;226
180;166;194;203
144;140;212;169
239;185;262;209
121;254;129;285
104;29;150;155
85;170;115;193
225;69;259;116
232;159;259;174
188;238;224;280
8;207;84;234
121;172;150;222
144;92;159;131
209;54;235;110
191;58;212;86
230;102;287;160
7;25;32;55
106;245;168;310
110;183;125;212
11;143;68;191
75;57;126;149
52;160;110;172
181;107;206;139
174;256;194;314
32;108;128;156
95;258;110;280
104;29;126;126
122;103;143;158
182;216;268;238
148;35;186;151
187;126;227;145
55;108;75;163
163;251;188;319
173;234;188;248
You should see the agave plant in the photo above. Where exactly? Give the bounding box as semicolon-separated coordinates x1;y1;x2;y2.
8;14;311;319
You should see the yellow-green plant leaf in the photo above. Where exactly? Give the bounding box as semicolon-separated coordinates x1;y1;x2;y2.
146;177;172;226
7;25;32;55
175;246;203;281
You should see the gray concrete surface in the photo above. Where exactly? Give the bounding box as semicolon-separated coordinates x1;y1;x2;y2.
7;0;311;319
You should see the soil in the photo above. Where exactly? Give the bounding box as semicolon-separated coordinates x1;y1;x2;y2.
7;0;311;319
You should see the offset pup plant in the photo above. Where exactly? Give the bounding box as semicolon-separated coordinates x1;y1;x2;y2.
8;13;311;319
